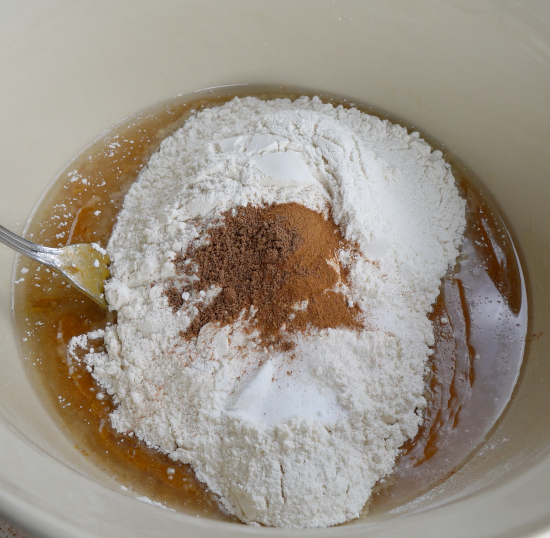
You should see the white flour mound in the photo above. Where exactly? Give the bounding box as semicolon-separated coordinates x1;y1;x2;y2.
80;96;466;528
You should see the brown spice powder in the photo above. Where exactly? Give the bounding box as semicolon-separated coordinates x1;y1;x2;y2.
170;203;362;345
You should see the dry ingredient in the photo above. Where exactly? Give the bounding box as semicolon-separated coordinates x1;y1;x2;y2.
74;96;465;528
171;202;361;345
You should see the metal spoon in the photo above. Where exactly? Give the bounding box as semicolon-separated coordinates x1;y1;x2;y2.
0;224;110;309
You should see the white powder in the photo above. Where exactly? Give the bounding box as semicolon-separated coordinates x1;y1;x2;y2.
135;496;174;511
79;96;465;528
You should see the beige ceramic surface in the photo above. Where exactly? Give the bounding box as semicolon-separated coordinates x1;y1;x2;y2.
1;1;550;537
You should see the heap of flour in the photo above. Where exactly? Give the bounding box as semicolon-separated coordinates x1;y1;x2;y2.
80;96;465;528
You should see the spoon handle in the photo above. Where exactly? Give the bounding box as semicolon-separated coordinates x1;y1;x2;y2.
0;224;62;267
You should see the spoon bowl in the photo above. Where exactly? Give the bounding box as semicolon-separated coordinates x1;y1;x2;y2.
0;225;109;309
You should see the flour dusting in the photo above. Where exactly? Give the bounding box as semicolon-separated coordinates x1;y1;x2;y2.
78;96;465;528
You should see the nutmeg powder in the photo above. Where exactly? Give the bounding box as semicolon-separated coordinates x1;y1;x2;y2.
170;203;361;344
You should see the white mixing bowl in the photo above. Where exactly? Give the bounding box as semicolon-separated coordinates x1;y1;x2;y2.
1;1;550;536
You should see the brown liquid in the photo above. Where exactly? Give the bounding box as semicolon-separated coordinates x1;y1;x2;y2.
13;86;528;521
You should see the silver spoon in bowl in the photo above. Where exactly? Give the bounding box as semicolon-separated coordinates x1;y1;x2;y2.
0;224;110;309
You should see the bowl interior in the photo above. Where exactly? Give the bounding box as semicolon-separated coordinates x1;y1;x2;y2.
1;1;550;537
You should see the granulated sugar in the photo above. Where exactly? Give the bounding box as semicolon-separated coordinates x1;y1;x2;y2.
79;96;465;527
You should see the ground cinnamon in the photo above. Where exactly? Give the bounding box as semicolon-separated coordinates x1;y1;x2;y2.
169;203;361;345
